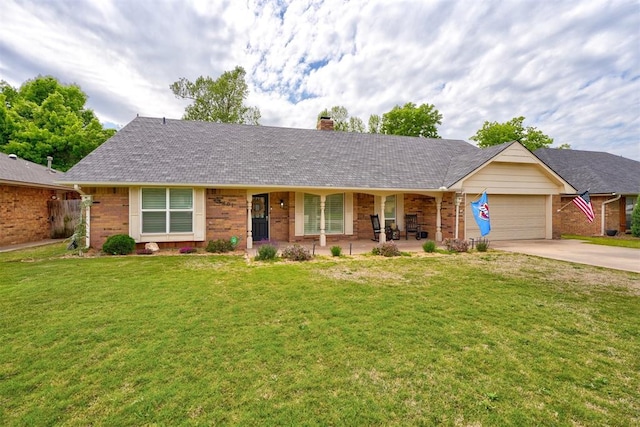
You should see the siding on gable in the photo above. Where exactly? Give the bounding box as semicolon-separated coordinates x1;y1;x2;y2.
461;163;563;195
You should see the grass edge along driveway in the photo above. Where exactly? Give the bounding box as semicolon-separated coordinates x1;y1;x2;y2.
1;244;638;426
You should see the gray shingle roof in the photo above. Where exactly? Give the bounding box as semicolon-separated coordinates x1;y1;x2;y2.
61;117;496;190
535;148;640;195
0;152;67;189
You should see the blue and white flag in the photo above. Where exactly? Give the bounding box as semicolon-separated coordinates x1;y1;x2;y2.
471;192;491;236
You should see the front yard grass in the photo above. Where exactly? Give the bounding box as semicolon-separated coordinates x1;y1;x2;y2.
1;244;638;425
563;233;640;249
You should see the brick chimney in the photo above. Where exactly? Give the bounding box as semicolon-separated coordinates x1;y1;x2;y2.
317;116;334;131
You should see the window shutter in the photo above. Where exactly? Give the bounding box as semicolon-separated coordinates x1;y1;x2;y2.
345;193;353;235
295;192;304;236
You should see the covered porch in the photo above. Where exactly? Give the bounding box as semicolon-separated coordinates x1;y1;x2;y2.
243;189;461;249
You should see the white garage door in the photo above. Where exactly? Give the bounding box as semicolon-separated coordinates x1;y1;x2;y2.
466;195;546;240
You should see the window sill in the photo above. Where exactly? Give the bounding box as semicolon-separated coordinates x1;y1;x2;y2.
138;233;201;243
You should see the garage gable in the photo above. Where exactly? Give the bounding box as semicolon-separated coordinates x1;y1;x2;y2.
450;143;575;195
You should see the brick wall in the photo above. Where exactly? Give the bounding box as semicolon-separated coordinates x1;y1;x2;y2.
0;184;55;246
270;191;290;243
206;189;247;242
86;187;129;249
557;195;622;236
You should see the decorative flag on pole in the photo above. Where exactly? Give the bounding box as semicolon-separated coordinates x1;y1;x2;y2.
471;191;491;236
572;190;595;222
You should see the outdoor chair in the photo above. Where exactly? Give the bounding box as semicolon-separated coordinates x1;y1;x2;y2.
370;214;382;241
405;214;421;240
371;214;395;241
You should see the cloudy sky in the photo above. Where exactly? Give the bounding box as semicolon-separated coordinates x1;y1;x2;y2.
1;0;638;159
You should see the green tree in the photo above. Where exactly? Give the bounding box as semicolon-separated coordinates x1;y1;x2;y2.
380;102;442;138
170;66;260;125
470;116;555;151
0;76;116;171
631;196;640;237
368;114;382;134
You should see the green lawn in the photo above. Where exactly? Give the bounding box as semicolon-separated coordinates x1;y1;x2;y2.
1;244;639;426
563;234;640;249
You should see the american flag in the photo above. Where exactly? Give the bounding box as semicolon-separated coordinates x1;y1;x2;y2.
573;190;595;222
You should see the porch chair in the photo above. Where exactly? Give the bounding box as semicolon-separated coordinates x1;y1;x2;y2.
405;214;422;240
370;214;382;241
371;214;394;241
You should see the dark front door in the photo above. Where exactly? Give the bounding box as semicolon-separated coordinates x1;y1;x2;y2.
252;194;269;242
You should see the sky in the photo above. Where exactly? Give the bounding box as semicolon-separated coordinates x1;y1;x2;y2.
1;0;639;160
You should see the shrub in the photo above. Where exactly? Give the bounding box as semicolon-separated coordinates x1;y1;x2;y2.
372;241;401;257
475;238;490;252
179;247;197;254
330;245;342;257
102;234;136;255
444;238;469;253
136;248;154;255
422;240;437;253
632;197;640;237
255;244;278;261
206;239;234;253
281;244;312;261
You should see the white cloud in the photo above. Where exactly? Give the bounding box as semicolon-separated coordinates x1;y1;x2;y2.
0;0;638;160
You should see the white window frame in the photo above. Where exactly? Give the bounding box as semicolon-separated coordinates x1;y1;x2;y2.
302;193;344;235
141;188;194;234
129;187;206;243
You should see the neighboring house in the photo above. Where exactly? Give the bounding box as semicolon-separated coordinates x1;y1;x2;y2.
535;148;640;236
58;116;574;250
0;153;78;246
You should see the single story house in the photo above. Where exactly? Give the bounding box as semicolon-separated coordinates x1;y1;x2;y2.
0;152;78;246
535;148;640;236
58;116;575;250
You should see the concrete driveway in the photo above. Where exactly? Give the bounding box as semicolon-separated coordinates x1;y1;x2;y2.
491;239;640;273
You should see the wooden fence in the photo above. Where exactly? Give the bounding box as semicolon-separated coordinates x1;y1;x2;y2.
48;199;81;238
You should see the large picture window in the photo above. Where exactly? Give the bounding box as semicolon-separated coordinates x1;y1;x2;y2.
141;188;193;233
303;193;344;234
626;196;637;231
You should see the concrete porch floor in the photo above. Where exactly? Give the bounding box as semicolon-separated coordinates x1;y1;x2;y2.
247;238;429;257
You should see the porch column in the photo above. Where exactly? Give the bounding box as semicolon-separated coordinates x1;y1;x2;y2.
81;195;92;249
436;195;443;242
246;194;253;249
379;197;387;243
320;195;326;246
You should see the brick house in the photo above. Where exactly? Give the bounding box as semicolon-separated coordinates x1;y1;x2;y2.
59;116;574;250
535;148;640;236
0;153;78;246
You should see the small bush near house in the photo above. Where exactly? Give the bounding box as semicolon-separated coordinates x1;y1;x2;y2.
330;246;342;257
136;249;154;255
179;247;197;254
475;238;490;252
444;238;469;253
422;240;437;253
281;244;312;261
632;197;640;237
206;239;234;253
102;234;136;255
372;241;401;257
255;244;278;261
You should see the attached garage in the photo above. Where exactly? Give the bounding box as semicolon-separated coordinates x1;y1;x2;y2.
451;143;575;241
465;194;547;240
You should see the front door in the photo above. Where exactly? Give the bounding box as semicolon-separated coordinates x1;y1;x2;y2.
251;194;269;242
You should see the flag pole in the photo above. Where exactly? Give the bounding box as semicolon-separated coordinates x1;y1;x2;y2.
472;188;487;200
557;199;576;212
556;189;590;212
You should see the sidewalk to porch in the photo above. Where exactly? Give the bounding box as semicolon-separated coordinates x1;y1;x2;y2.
247;238;429;257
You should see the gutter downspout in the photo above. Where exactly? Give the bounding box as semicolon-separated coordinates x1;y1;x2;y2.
601;194;621;236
